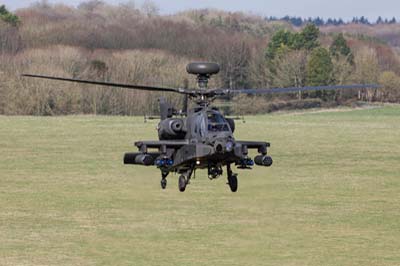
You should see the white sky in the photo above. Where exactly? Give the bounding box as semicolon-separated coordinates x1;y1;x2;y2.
1;0;398;21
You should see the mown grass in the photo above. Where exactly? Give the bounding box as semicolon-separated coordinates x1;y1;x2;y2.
1;106;400;266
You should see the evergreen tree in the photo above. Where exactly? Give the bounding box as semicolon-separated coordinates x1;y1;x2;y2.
301;24;320;50
265;30;292;60
330;33;353;64
290;32;306;50
359;16;369;24
266;24;320;59
313;17;324;26
291;17;303;27
0;5;20;26
307;47;334;86
330;34;354;85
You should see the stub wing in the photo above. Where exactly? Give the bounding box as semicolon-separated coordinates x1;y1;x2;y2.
134;140;189;151
235;141;270;154
124;140;189;167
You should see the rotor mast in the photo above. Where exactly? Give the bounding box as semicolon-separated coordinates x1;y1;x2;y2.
197;74;210;90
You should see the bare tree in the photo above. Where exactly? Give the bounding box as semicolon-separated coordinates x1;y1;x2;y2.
141;0;159;17
119;0;136;10
0;21;23;54
248;46;272;89
352;47;380;101
379;71;400;102
210;35;254;89
31;0;51;9
274;49;307;88
332;54;354;85
78;0;105;12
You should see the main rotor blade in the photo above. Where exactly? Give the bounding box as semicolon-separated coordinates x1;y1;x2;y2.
22;74;187;94
212;84;380;96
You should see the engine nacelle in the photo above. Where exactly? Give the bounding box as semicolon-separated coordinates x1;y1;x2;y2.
158;118;186;140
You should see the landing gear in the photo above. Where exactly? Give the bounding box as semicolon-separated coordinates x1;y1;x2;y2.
228;174;238;192
178;168;194;192
161;179;167;189
208;164;223;179
178;175;187;192
160;171;168;190
227;164;238;192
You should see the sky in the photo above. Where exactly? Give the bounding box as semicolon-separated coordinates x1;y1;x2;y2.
1;0;399;21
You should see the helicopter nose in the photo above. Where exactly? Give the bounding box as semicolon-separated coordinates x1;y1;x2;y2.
215;142;223;153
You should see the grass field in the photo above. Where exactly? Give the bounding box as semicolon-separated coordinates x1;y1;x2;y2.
1;106;400;266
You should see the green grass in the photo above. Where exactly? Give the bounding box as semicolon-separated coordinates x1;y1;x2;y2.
1;106;400;266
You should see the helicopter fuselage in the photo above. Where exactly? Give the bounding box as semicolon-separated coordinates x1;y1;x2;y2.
124;105;272;183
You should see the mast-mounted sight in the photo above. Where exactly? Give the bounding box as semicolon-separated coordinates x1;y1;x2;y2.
186;62;220;89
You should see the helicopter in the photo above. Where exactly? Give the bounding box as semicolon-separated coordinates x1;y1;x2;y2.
23;62;378;192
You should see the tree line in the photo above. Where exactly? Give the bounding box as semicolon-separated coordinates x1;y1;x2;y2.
268;15;397;27
0;2;399;116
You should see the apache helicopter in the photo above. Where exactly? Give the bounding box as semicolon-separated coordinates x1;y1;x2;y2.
23;62;378;192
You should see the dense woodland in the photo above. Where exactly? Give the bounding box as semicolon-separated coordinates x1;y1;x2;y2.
0;1;400;116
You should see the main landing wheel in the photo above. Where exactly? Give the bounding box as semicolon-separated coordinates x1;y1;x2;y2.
228;174;238;193
178;175;187;192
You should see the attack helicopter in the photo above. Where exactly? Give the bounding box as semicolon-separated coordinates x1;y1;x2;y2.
23;62;378;192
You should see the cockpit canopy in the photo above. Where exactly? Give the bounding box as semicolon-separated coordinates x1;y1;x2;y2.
207;112;230;132
193;110;232;138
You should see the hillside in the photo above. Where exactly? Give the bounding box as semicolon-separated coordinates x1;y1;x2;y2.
322;23;400;49
0;3;399;115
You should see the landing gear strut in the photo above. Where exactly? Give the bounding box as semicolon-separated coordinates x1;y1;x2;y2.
160;172;168;190
178;168;194;192
227;164;238;192
178;175;187;192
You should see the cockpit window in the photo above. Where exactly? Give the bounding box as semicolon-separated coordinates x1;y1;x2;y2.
194;114;207;137
209;124;230;132
207;112;230;132
208;113;226;123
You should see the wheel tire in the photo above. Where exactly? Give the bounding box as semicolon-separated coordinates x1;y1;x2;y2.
178;175;187;192
228;175;238;192
161;179;167;190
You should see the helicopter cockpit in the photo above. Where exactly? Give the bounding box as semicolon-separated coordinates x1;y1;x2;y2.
192;110;232;139
207;112;230;132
